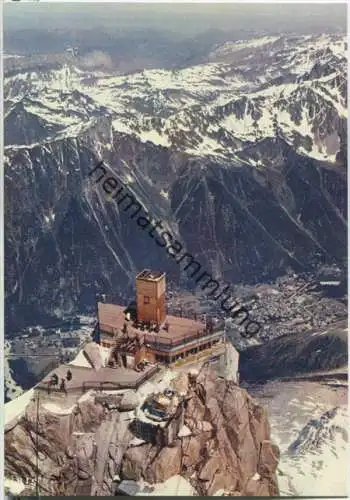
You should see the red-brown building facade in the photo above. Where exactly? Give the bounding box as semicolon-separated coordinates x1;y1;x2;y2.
136;270;166;324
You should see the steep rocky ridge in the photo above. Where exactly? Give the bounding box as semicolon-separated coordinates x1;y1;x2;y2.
5;367;279;496
240;320;348;382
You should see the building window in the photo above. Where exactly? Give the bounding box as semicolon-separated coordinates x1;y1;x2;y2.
144;296;150;304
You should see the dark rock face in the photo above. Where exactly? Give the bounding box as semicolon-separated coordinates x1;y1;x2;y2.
5;101;60;146
239;323;348;382
4;125;346;331
5;368;280;496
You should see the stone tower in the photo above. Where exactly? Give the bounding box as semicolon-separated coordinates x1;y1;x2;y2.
136;270;166;325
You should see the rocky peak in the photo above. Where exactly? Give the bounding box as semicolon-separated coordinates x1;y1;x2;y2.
5;366;279;496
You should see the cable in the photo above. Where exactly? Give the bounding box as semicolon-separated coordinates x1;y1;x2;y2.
35;392;39;497
6;349;73;496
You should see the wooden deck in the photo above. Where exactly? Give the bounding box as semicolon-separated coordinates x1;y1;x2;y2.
36;363;159;394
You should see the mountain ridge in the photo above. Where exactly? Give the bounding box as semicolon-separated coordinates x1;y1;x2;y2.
4;33;347;330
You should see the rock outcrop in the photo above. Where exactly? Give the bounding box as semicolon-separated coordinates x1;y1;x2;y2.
118;391;140;412
5;367;279;496
217;342;240;383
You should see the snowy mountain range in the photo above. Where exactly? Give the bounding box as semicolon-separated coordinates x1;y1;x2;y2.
5;34;347;162
4;33;347;330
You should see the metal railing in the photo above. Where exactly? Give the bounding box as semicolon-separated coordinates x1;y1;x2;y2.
142;328;223;351
35;365;159;395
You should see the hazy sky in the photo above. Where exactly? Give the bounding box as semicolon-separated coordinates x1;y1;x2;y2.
4;2;347;35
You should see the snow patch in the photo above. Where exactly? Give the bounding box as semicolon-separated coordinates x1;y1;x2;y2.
69;349;92;368
178;424;192;438
5;388;35;426
138;129;170;147
4;477;26;495
42;402;76;415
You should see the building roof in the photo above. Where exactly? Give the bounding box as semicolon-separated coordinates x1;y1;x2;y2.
98;303;126;333
136;269;165;281
98;302;206;345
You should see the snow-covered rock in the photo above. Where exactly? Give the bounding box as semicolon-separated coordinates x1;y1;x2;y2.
4;34;346;163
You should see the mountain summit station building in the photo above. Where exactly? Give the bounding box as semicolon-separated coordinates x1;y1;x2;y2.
95;270;224;367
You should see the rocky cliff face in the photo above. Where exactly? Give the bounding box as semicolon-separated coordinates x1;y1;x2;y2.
5;367;279;496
